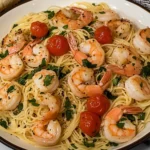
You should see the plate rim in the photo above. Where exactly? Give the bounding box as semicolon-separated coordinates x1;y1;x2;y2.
0;0;150;150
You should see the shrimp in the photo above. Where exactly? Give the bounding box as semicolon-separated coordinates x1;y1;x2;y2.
32;119;61;146
21;39;50;68
68;67;112;98
103;106;143;143
33;69;59;93
68;32;105;67
0;83;22;110
94;9;119;23
0;53;24;80
133;28;150;54
51;7;93;30
2;29;26;54
37;93;61;120
107;19;133;39
107;46;142;77
125;75;150;101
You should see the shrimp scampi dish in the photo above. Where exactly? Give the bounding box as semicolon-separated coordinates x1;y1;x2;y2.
0;2;150;150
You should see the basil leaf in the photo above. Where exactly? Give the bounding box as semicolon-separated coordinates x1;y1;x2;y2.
44;75;54;86
44;10;55;19
113;76;121;86
13;103;23;115
104;90;117;100
0;119;8;129
0;50;9;60
116;121;125;129
124;114;135;121
28;98;39;106
138;112;145;120
7;86;15;93
82;59;97;68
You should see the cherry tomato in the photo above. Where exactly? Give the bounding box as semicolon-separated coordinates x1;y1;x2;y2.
87;95;110;116
94;26;113;44
30;21;48;38
46;35;70;56
79;111;101;137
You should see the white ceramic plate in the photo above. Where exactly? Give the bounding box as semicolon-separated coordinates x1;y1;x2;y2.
0;0;150;149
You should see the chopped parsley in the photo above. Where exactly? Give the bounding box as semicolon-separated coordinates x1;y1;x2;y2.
140;62;150;78
82;59;97;68
116;118;126;129
63;25;68;29
146;37;150;43
98;66;106;73
71;143;78;149
104;90;117;100
7;86;15;93
99;11;105;14
40;58;46;67
12;24;18;28
43;75;54;86
46;64;62;76
138;112;145;120
0;119;8;129
13;103;23;115
49;26;58;36
124;114;135;122
107;142;118;147
83;138;96;147
83;26;94;36
113;76;121;86
44;10;55;19
64;97;75;121
59;31;67;36
28;98;39;106
18;73;29;85
0;50;9;60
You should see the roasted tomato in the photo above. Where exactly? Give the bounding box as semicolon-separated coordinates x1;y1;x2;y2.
79;111;101;137
94;26;113;44
87;95;110;116
30;21;48;38
46;35;70;56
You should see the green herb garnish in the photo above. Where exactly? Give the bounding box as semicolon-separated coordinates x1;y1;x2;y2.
44;75;54;86
63;25;68;29
71;143;78;149
83;138;96;147
124;114;135;121
59;31;67;36
7;86;15;93
65;109;73;121
138;112;145;120
28;98;39;106
107;142;119;146
0;50;9;60
12;24;18;28
13;103;23;115
0;119;8;129
99;11;105;14
49;26;58;36
98;66;106;73
82;59;97;68
44;10;55;19
140;62;150;78
83;26;94;36
104;90;117;100
113;76;121;86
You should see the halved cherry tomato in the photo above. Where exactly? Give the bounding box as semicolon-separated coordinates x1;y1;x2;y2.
87;95;110;116
30;21;48;38
79;111;101;137
46;35;70;56
94;26;113;44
